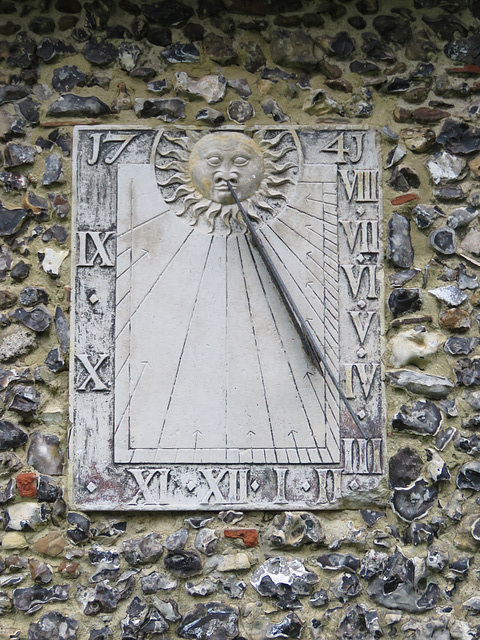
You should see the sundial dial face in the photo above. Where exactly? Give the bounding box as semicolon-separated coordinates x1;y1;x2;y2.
71;126;385;510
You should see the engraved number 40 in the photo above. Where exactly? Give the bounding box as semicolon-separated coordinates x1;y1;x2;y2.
87;132;137;165
321;132;364;164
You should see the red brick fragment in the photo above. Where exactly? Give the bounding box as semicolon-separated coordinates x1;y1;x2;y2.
446;64;480;75
393;106;412;123
325;78;353;93
228;0;266;15
16;472;36;498
224;528;258;547
391;194;420;205
411;107;450;124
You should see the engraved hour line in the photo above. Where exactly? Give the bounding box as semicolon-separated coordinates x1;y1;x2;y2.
155;238;214;450
260;230;325;330
116;208;169;239
268;226;326;295
115;361;150;436
115;230;194;340
305;371;337;451
287;203;325;221
261;230;342;407
246;239;324;455
237;237;277;462
117;248;149;280
277;218;323;254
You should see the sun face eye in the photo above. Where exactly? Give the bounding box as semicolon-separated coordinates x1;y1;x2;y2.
233;155;250;166
206;156;222;167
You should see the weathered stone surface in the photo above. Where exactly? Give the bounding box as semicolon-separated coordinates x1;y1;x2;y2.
134;98;185;121
5;502;48;531
265;512;324;548
27;610;78;640
392;400;442;436
0;203;28;236
388;213;414;268
177;602;239;640
425;151;467;184
387;370;455;398
251;557;318;607
11;305;52;332
0;328;37;362
390;327;444;368
14;584;69;614
439;308;472;331
27;432;64;475
0;419;28;451
271;29;316;70
123;533;163;566
47;94;110;118
175;72;226;104
83;38;117;66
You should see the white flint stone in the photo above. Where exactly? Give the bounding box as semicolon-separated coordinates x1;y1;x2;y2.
41;247;69;277
389;327;444;368
429;285;468;306
175;72;227;104
425;151;467;184
5;503;47;531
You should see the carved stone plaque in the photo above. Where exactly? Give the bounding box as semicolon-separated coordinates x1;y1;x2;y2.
71;126;385;510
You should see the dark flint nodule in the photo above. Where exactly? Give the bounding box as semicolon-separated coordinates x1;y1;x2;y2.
37;475;60;502
455;358;480;386
0;420;27;451
457;461;480;490
83;38;117;66
13;584;69;614
389;447;423;488
177;602;239;640
429;226;457;255
26;610;79;639
445;337;480;355
455;434;480;455
267;612;303;639
313;553;360;572
388;213;414;268
36;37;75;63
47;94;111;118
392;400;442;436
0;204;28;237
161;44;200;63
67;511;91;544
7;384;40;416
10;261;30;282
391;479;439;522
164;550;202;577
387;288;423;317
11;305;52;332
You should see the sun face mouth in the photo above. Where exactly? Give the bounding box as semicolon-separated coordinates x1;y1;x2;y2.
155;129;298;235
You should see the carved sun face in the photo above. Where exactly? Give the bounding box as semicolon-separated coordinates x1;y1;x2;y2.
154;130;297;235
189;133;264;205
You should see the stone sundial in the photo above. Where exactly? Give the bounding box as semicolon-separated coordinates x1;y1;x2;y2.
71;126;385;510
